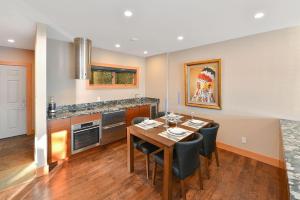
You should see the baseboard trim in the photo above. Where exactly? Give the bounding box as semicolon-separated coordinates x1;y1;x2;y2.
35;165;49;177
216;142;284;169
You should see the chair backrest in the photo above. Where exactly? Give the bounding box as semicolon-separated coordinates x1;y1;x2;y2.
156;112;166;118
131;117;148;125
175;133;203;179
198;122;219;156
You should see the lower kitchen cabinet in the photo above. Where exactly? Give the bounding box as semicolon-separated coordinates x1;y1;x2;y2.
139;105;151;117
125;105;150;126
47;118;71;164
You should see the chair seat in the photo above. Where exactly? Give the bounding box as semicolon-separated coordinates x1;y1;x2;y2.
137;142;159;154
153;151;181;178
133;136;142;148
133;136;159;154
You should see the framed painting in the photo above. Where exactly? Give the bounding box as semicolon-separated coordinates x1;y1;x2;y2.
184;59;222;109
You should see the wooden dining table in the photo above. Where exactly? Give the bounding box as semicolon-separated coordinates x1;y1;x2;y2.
127;114;213;200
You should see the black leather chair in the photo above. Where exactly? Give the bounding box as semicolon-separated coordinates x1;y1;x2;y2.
198;122;220;178
131;117;160;179
152;133;204;200
156;111;166;118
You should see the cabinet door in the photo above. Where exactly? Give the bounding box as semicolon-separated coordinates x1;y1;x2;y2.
125;107;140;126
71;113;101;125
139;105;150;118
48;118;71;164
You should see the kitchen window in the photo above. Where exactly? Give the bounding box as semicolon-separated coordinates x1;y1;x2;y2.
88;63;139;89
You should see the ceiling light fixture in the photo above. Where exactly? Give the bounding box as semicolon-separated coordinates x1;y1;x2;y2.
144;51;148;55
7;39;15;43
124;10;133;17
177;36;184;41
254;12;265;19
115;44;120;48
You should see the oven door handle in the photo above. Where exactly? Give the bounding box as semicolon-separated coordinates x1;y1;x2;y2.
73;126;100;134
102;122;126;130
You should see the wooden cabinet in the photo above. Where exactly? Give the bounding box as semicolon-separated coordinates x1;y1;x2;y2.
126;106;140;126
139;105;151;117
71;113;101;125
48;113;101;164
125;105;150;126
47;118;71;164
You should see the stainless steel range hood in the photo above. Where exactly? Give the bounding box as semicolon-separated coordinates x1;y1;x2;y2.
74;38;92;79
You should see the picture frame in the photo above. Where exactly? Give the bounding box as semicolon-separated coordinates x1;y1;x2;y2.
184;59;222;109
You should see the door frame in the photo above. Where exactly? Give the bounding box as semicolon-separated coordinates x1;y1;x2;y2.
0;61;33;135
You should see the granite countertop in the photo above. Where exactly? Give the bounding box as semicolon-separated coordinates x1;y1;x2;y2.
47;97;159;120
280;119;300;200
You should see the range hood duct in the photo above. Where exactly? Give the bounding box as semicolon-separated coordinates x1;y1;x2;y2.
74;37;92;79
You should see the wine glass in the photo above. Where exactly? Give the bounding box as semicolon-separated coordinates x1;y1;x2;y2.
191;111;195;120
163;113;169;128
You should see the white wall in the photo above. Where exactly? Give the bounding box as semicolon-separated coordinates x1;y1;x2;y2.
146;26;300;160
0;46;34;63
76;48;146;103
47;39;75;104
47;39;146;105
34;23;48;172
145;53;168;111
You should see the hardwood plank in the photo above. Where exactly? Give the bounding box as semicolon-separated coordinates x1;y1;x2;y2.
0;140;288;200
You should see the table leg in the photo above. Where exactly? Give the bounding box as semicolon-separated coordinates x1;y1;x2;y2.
127;128;134;173
163;146;173;200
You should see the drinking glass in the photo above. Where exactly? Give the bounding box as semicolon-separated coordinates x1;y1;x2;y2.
163;113;169;128
191;111;195;120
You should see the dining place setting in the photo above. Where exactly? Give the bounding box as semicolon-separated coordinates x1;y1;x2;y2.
127;111;219;200
134;112;209;142
134;118;164;130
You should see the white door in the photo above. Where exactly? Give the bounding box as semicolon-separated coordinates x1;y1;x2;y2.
0;65;26;139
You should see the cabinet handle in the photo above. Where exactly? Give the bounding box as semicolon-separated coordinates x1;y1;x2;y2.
103;122;126;130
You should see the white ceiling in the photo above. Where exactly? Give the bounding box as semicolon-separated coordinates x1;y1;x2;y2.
1;0;300;56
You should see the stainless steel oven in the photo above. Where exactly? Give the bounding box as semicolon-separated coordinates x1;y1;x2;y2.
101;110;126;145
71;120;101;154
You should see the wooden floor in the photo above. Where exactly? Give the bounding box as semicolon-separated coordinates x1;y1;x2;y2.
0;139;288;200
0;134;34;171
0;135;35;191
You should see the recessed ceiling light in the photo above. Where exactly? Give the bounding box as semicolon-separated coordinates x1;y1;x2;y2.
144;51;148;55
124;10;133;17
177;36;184;41
115;44;120;48
254;12;265;19
7;39;15;43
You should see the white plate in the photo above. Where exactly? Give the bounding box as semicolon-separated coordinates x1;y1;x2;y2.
189;119;204;124
168;113;177;118
143;119;156;125
167;128;186;135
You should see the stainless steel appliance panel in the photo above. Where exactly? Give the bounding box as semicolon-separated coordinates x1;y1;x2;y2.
101;122;126;145
71;120;101;154
102;110;125;126
101;110;126;145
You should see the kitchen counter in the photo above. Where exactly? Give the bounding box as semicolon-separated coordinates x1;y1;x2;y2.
47;97;159;120
280;119;300;200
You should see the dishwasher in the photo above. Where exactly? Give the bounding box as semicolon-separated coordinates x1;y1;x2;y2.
101;110;126;145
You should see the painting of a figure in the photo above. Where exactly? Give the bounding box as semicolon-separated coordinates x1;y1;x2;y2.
185;59;221;109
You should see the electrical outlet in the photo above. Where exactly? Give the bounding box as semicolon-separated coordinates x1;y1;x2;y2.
241;136;247;144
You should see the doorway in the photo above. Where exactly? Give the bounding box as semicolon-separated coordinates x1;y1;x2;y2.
0;65;26;138
0;62;34;191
